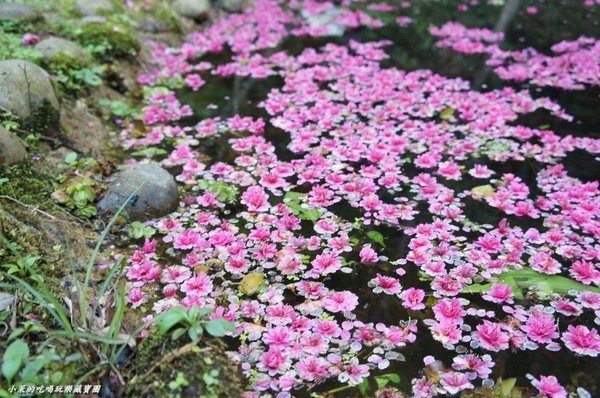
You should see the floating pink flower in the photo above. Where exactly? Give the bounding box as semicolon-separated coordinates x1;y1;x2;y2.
241;186;270;212
474;321;510;351
562;325;600;356
530;375;567;398
180;272;213;296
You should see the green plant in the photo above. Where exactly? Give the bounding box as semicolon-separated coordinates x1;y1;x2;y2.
52;175;99;218
154;306;237;341
197;179;239;204
0;234;43;283
0;34;42;63
98;98;138;118
0;188;146;393
127;221;156;239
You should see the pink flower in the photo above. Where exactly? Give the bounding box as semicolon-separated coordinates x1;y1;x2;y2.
126;287;145;308
569;260;600;285
338;358;369;385
474;321;510;351
21;33;40;45
180;272;213;296
452;354;494;379
483;283;513;304
323;291;358;313
530;375;567;398
562;325;600;356
359;244;378;263
529;252;561;274
241;186;270;212
433;298;466;324
263;326;293;348
296;356;329;381
522;310;558;344
309;252;342;277
369;274;401;295
185;74;205;91
400;287;426;310
259;347;288;374
440;371;473;395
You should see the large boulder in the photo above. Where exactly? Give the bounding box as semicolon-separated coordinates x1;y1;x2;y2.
172;0;211;19
0;3;41;22
0;60;60;129
97;164;179;221
74;0;114;16
34;37;89;64
0;127;27;167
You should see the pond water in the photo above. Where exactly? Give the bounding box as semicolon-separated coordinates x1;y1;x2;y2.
124;1;600;396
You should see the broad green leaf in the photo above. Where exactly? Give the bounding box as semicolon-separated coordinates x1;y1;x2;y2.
367;230;386;248
2;339;29;381
358;378;369;395
204;319;235;337
284;191;322;222
464;268;600;300
155;307;188;334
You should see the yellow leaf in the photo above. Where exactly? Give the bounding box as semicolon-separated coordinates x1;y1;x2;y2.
240;272;265;295
440;107;455;120
471;185;496;198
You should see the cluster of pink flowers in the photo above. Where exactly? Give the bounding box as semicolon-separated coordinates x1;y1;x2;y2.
431;22;600;90
117;0;600;396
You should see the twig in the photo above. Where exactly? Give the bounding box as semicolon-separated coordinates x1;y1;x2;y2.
0;195;57;220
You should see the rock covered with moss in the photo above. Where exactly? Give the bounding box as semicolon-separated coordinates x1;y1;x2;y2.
74;0;114;16
0;3;41;22
0;59;59;130
34;37;89;65
0;126;27;166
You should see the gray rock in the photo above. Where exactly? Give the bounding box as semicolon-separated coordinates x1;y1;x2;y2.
34;37;89;64
78;15;107;25
0;3;41;21
138;17;171;33
74;0;114;16
0;127;27;166
0;60;60;125
172;0;211;19
222;0;244;12
98;164;179;221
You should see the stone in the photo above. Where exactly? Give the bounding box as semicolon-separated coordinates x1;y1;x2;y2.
138;17;171;33
0;60;60;126
222;0;244;12
97;163;179;221
34;37;89;64
0;3;41;22
74;0;114;16
172;0;211;19
0;127;27;166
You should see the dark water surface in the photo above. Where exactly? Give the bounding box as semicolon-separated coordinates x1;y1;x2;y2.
175;1;600;395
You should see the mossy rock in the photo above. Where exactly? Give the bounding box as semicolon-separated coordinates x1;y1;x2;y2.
126;329;246;397
0;60;60;133
34;37;90;66
75;21;141;58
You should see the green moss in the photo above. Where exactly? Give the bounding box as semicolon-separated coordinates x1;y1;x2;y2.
27;99;60;136
75;21;141;58
127;329;246;398
153;2;181;31
0;162;55;211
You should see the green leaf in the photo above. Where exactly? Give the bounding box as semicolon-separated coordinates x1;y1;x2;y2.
366;230;386;248
284;191;322;222
20;355;48;382
358;378;369;396
2;339;29;381
204;319;235;337
64;152;78;165
464;268;600;300
155;307;187;334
